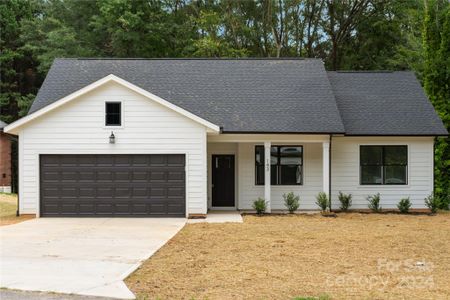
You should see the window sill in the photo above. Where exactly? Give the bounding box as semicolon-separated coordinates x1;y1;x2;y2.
357;184;410;189
254;185;303;187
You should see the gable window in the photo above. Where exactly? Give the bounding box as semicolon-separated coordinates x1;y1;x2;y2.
360;145;407;185
105;102;121;126
255;146;303;185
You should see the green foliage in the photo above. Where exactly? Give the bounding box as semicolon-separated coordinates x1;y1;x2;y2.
315;192;329;212
0;0;39;123
338;191;352;211
283;192;300;213
1;0;449;202
397;197;412;213
252;197;266;215
367;193;382;212
425;194;440;213
423;0;450;209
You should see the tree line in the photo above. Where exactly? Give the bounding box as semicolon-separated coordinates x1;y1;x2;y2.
0;0;449;206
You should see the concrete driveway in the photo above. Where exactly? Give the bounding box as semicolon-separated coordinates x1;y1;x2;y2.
0;218;186;299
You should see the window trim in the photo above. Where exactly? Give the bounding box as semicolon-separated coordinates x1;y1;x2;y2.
255;145;303;186
105;101;122;127
359;145;408;186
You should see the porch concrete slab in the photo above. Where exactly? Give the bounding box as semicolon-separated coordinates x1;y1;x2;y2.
188;211;243;223
0;218;186;299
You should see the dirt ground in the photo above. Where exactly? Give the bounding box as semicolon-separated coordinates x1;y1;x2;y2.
126;213;450;300
0;193;34;226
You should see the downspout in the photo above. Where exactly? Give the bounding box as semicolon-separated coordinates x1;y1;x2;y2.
433;137;436;196
329;134;332;211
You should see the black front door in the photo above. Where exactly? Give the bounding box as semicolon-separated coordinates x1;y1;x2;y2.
212;155;235;207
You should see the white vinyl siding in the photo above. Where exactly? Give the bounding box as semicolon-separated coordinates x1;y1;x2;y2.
331;136;434;209
18;81;208;215
237;143;323;210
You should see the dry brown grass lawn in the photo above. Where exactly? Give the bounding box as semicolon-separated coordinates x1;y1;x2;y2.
126;213;450;300
0;193;34;226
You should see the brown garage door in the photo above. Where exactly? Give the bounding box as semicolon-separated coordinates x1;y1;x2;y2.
40;154;185;217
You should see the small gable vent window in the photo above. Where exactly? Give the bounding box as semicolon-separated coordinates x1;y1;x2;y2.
105;102;121;126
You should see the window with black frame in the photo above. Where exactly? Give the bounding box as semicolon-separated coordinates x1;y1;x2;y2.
255;146;303;185
360;145;407;185
105;102;121;126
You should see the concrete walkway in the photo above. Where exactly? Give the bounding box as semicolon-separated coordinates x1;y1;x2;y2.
187;211;243;223
0;289;115;300
0;218;186;299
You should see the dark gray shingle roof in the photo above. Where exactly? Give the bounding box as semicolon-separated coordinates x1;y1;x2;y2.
28;59;447;136
327;71;448;136
29;58;345;133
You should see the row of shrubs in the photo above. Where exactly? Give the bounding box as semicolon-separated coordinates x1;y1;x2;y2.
252;192;441;214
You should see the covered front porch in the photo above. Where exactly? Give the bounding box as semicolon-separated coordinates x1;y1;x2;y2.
207;134;331;212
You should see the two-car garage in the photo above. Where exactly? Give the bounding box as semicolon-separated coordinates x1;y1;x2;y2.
39;154;186;217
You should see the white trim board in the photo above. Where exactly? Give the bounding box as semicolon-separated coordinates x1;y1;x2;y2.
4;74;220;135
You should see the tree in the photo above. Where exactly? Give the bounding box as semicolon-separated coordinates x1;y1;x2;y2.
0;0;40;122
423;0;450;209
324;0;374;70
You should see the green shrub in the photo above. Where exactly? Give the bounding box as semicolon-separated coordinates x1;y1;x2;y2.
397;197;411;213
283;192;300;213
443;195;450;210
338;191;352;211
425;194;439;214
315;192;329;212
367;193;382;212
252;197;267;215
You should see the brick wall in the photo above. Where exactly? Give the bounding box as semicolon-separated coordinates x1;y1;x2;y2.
0;132;11;188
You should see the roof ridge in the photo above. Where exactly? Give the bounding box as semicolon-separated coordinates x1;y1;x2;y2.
56;57;320;61
335;70;394;73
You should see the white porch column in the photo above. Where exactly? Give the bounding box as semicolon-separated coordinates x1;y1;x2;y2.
322;141;330;198
264;141;271;213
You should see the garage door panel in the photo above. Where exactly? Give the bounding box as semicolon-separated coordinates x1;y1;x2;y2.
96;203;114;214
167;171;184;182
61;203;77;213
61;171;77;182
40;154;185;217
167;155;185;166
79;171;95;181
79;203;95;214
97;156;114;166
60;156;78;166
115;171;131;181
150;171;166;182
78;155;96;166
115;155;132;166
132;156;149;166
115;187;132;198
168;203;185;214
132;203;148;214
43;171;59;182
97;171;113;182
97;187;113;198
132;171;148;181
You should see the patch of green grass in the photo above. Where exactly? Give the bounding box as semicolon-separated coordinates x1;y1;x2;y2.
0;193;18;218
0;200;17;218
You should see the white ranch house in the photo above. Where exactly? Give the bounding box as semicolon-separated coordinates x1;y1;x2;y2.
5;59;447;217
